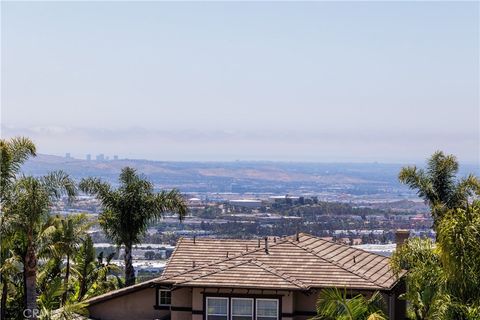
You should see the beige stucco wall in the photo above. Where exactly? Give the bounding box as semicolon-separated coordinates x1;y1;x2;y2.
172;287;193;320
88;287;168;320
292;291;317;320
293;290;317;313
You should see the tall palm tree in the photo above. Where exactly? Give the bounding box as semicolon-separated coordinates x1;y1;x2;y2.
313;288;386;320
79;167;187;286
0;136;36;319
399;151;480;227
51;214;91;305
4;171;76;319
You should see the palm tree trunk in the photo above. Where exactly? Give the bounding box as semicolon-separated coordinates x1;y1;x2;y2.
62;254;70;305
25;240;38;320
1;274;8;320
124;244;135;287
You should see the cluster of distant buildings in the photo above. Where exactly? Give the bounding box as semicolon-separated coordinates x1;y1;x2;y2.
65;153;119;161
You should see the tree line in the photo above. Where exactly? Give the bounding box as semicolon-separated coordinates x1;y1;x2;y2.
0;137;187;319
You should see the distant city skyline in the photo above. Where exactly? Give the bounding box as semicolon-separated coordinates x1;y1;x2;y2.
2;2;479;163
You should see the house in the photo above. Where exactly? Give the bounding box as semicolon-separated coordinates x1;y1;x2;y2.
86;233;407;320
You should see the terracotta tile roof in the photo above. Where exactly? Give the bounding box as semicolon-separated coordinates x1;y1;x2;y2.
175;258;309;290
159;233;405;291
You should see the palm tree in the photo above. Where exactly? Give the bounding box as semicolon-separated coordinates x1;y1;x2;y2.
0;137;36;319
313;288;386;320
79;167;187;286
73;236;121;301
51;214;91;305
399;151;480;227
4;171;76;319
0;136;37;201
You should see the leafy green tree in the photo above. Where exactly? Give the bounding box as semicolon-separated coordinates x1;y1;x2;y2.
312;288;386;320
0;245;23;319
391;238;444;320
4;172;76;319
398;151;480;228
144;250;155;260
79;167;187;286
436;202;480;319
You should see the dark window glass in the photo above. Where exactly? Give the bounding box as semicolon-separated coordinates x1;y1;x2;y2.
158;290;171;305
256;299;278;320
207;297;228;320
232;298;253;320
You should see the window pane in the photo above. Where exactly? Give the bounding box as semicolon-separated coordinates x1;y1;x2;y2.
207;316;227;320
232;299;253;317
158;290;171;305
207;298;228;315
257;300;278;318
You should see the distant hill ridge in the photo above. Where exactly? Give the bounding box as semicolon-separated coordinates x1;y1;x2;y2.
21;154;479;193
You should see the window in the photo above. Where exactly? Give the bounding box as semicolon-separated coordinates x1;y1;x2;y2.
158;289;171;306
256;299;278;320
231;298;253;320
207;297;229;320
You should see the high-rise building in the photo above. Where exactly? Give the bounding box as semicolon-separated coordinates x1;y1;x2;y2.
96;154;105;161
113;155;119;161
65;153;71;159
86;154;91;161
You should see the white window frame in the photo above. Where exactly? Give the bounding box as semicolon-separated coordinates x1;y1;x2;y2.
206;297;229;320
231;298;254;320
255;298;279;320
157;289;171;306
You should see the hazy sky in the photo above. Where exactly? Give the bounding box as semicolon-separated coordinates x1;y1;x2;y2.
2;1;479;163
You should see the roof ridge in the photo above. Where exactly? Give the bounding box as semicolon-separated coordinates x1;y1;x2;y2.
175;258;308;289
249;259;309;289
159;236;290;282
286;238;390;289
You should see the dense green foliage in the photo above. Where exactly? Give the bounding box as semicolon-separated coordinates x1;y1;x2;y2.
313;288;386;320
393;152;480;320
